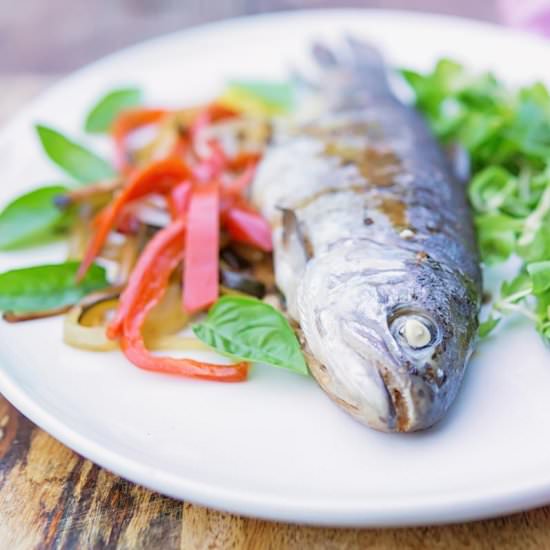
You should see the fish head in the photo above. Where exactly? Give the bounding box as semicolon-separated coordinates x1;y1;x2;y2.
297;239;479;432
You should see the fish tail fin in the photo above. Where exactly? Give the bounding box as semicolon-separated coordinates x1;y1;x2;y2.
310;37;392;101
345;36;389;81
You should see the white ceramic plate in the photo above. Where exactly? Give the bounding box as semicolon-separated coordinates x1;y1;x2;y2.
1;9;550;527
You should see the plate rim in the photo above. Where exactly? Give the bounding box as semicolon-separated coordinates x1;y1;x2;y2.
1;8;550;527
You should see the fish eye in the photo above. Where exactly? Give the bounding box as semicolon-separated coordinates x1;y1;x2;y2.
389;309;438;350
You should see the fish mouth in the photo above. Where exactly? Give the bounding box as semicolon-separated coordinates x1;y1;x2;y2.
306;344;440;432
339;320;443;432
379;368;411;432
379;364;442;432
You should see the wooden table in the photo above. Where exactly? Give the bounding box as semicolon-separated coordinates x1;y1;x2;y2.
3;1;550;548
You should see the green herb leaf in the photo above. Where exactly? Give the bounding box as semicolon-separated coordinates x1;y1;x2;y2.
479;316;500;338
468;166;516;213
475;224;516;265
527;261;550;294
85;87;143;133
193;296;308;375
36;124;115;183
500;271;532;299
221;80;295;116
0;262;109;313
0;185;70;250
407;58;550;342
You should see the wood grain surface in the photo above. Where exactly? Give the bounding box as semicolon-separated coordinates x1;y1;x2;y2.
2;2;549;549
2;387;550;549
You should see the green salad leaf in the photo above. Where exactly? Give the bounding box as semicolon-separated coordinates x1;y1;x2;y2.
478;316;500;339
36;124;115;183
0;185;71;250
193;296;308;375
404;60;550;342
85;87;142;133
220;80;295;116
0;262;109;313
527;261;550;295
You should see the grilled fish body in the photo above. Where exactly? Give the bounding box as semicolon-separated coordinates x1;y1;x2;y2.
252;40;481;432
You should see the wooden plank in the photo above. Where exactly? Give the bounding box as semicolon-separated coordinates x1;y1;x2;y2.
1;391;550;549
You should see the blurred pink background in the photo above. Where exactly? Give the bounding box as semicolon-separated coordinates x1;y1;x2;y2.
1;0;502;74
2;0;550;75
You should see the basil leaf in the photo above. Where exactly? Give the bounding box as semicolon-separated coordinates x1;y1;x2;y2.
36;124;115;183
85;87;142;133
0;185;71;250
0;262;109;313
193;296;308;375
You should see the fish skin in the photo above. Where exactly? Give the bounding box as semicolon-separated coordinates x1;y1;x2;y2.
252;40;481;432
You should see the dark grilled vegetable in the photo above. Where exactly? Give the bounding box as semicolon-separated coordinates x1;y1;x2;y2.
220;269;266;298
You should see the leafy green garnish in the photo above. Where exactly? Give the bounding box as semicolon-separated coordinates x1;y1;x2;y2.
0;262;109;313
193;296;308;375
0;185;72;250
219;80;295;116
404;61;550;342
36;124;115;183
85;87;142;133
527;261;550;294
479;316;500;338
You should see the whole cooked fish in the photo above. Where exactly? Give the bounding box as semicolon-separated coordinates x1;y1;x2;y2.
252;39;482;432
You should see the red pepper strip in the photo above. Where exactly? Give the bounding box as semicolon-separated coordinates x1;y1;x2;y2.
77;157;190;280
107;217;186;340
224;207;273;252
168;181;192;219
91;203;111;230
116;209;140;235
111;108;168;172
169;133;191;159
223;162;258;196
109;219;248;381
227;152;261;171
190;103;238;144
121;320;248;381
183;181;220;313
92;203;139;235
208;103;239;121
193;139;227;182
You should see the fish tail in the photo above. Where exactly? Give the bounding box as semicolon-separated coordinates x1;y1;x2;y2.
310;37;392;100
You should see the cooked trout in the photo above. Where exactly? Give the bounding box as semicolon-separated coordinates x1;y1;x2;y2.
252;39;481;432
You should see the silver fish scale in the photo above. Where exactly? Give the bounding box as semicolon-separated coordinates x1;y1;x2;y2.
252;41;482;432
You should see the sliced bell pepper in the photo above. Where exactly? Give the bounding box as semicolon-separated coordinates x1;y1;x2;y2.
120;322;248;382
108;217;187;340
115;209;140;235
169;133;191;159
183;181;220;313
112;108;168;172
108;218;248;382
77;157;190;280
193;139;227;182
227;151;261;171
190;103;238;144
224;206;273;252
167;181;192;219
223;162;258;196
